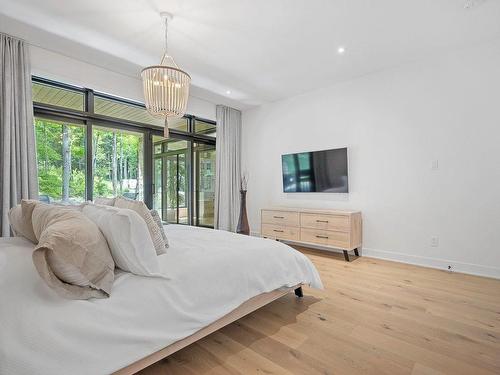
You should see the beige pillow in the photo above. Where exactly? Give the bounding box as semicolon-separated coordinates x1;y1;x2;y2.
8;205;24;238
51;202;86;211
32;204;115;300
7;200;38;243
114;196;166;255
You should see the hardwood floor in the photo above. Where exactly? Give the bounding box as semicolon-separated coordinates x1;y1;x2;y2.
139;247;500;375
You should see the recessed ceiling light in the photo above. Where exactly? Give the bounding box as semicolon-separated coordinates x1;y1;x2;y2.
337;46;346;55
226;90;231;95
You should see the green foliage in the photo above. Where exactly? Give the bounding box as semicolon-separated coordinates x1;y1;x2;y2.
70;170;86;198
92;128;142;198
35;118;143;202
93;177;112;197
35;119;86;201
38;166;62;199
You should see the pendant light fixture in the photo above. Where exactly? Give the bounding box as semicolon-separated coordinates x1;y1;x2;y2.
142;12;191;138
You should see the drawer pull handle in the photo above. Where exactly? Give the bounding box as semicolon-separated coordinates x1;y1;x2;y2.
316;220;329;223
273;229;284;233
273;216;284;219
316;235;329;239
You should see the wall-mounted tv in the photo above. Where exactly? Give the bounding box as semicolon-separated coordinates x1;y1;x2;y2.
281;147;348;193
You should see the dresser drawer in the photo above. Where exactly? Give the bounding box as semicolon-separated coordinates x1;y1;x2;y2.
262;210;299;226
300;228;350;249
262;224;299;241
300;213;350;232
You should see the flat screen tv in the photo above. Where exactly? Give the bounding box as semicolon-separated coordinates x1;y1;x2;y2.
281;147;348;193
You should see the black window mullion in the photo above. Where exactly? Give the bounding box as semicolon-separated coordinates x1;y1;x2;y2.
143;130;153;208
194;145;200;227
85;90;94;201
176;154;180;224
187;140;194;226
85;121;93;201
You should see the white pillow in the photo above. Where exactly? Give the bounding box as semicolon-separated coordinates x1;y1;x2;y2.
114;196;167;255
82;204;162;277
94;197;115;206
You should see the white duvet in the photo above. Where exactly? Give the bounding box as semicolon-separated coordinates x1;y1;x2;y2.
0;225;322;375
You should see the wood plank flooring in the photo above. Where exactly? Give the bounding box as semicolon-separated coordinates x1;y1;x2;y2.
139;247;500;375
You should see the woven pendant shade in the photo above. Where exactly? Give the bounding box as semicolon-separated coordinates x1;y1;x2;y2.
141;15;190;138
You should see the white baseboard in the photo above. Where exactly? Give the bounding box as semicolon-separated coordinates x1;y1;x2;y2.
362;247;500;279
251;231;500;279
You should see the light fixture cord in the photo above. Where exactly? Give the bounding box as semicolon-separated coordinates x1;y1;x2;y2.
164;16;169;55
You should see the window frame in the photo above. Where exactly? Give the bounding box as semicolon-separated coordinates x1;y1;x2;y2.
32;76;216;213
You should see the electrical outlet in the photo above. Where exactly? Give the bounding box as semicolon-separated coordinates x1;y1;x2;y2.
431;236;439;247
431;160;439;170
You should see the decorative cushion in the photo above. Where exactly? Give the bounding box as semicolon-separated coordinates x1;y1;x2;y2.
8;205;23;237
82;204;162;276
31;204;115;300
51;202;86;210
150;209;169;249
48;253;92;287
94;197;115;206
7;200;38;243
114;196;166;255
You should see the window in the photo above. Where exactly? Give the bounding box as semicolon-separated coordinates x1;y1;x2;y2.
194;119;216;137
93;126;144;200
94;95;190;132
33;81;84;111
32;77;216;227
167;117;189;132
94;95;163;127
35;117;86;203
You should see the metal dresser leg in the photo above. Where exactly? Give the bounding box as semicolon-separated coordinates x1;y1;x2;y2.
294;287;303;298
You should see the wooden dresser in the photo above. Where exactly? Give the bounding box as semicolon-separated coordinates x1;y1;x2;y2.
261;207;362;261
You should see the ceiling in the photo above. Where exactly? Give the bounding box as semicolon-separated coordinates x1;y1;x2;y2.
1;0;500;109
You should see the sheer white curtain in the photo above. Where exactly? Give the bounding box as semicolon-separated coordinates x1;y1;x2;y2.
214;105;241;232
0;33;38;236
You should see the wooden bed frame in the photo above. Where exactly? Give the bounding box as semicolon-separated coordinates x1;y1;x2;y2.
113;285;303;375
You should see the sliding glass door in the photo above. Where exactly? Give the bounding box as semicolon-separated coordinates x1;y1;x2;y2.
164;150;188;224
194;143;216;227
153;138;189;224
153;137;216;227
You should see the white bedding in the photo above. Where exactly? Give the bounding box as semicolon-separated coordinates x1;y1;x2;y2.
0;225;322;375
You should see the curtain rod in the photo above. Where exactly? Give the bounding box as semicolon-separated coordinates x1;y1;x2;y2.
0;31;28;43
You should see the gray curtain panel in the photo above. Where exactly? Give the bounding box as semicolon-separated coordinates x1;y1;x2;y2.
214;105;241;232
0;33;39;236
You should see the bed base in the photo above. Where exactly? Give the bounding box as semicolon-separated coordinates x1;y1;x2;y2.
113;284;303;375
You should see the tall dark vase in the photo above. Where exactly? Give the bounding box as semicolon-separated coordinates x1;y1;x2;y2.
236;190;250;235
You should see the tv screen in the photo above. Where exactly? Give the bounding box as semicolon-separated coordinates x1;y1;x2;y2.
281;148;348;193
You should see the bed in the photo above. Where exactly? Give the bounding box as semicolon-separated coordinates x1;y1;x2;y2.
0;224;323;375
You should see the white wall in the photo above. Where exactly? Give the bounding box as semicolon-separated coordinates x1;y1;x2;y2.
30;46;216;120
242;41;500;278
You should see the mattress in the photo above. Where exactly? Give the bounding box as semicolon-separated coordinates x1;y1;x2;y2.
0;225;322;375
